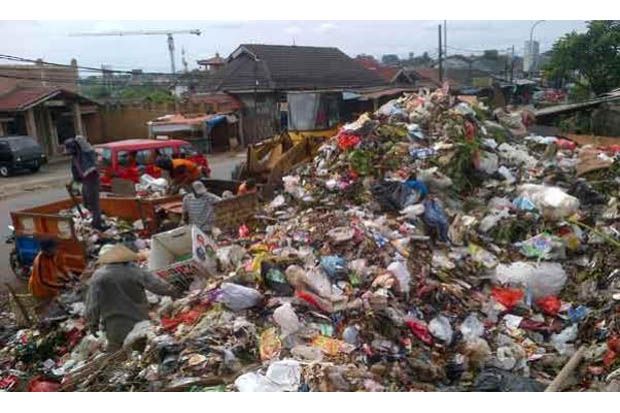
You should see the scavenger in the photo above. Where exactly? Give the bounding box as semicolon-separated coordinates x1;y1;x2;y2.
182;181;220;234
29;238;77;310
155;156;203;192
84;244;182;351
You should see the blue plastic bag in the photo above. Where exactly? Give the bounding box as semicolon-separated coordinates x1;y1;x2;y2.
320;256;348;281
423;199;449;242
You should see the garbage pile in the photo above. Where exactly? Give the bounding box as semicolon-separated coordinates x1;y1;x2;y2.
1;88;619;392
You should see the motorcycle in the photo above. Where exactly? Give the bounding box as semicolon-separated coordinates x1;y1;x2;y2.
5;225;33;281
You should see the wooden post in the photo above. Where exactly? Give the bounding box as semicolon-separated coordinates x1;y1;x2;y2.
25;108;38;140
73;102;84;136
545;345;587;392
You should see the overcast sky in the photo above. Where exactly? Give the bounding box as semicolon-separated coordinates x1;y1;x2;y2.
0;20;588;73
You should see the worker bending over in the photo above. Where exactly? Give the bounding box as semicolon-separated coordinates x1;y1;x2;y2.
85;244;182;352
156;157;203;192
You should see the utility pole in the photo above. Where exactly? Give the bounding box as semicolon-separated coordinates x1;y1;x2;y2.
510;45;515;83
438;24;443;84
444;20;448;83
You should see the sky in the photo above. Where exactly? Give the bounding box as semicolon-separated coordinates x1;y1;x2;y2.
0;20;588;74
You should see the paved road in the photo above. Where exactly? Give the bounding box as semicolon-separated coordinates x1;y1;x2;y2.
0;154;242;290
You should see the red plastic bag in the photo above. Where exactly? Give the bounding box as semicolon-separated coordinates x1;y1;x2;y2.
0;375;19;391
337;132;361;151
161;307;205;331
405;320;433;346
536;296;561;316
27;377;60;392
491;287;524;309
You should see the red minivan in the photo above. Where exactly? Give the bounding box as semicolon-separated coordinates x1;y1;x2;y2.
94;139;210;191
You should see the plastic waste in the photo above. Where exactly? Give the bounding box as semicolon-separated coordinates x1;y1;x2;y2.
286;265;332;299
343;326;360;346
493;261;567;299
460;313;485;342
405;319;433;346
468;243;499;269
536;296;561;316
479;210;511;233
567;305;589;324
498;142;537;168
497;165;516;184
218;282;263;311
235;360;301;392
519;233;566;260
273;303;302;338
491;287;524;309
429;315;453;344
474;368;545;391
123;320;156;348
550;324;578;355
517;184;580;220
320;256;348;281
387;261;411;294
478;151;499;174
407;123;425;140
422;198;449;242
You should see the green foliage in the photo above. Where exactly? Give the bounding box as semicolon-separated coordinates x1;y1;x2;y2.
544;20;620;96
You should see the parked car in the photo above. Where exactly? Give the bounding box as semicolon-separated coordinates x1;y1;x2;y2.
94;138;210;191
0;136;47;177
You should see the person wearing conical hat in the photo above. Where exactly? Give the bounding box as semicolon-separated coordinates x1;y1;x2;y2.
84;243;182;351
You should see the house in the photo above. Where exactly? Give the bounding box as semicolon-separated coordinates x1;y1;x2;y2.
354;56;415;86
0;60;102;157
196;53;226;73
200;44;390;144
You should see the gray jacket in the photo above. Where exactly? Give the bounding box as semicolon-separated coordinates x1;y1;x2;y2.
84;262;178;330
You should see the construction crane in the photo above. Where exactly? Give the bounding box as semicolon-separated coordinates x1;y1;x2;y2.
69;29;201;74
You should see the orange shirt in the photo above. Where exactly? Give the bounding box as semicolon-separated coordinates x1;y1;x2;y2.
28;253;71;299
171;159;201;185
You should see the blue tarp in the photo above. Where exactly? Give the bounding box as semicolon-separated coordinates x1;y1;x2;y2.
205;115;227;134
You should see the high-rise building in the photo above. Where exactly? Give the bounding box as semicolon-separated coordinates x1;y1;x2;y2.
524;40;540;73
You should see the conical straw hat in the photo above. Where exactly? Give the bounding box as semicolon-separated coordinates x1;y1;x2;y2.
97;244;138;265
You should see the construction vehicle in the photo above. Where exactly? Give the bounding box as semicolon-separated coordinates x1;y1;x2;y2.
69;29;201;74
233;91;341;196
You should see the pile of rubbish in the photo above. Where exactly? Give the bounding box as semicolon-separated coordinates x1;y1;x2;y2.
1;88;619;392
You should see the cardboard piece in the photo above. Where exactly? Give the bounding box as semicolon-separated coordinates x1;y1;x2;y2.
148;225;218;281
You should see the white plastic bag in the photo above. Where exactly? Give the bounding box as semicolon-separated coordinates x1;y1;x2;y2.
219;282;263;311
387;261;411;294
493;261;567;299
551;324;578;355
517;184;580;220
273;303;302;338
235;360;301;392
460;313;485;342
429;315;453;344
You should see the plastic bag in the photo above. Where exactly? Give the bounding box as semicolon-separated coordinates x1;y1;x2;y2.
371;180;412;212
422;199;449;242
405;319;433;346
535;296;561;316
320;256;348;281
273;303;302;338
218;282;263;311
551;324;578;355
286;265;332;299
265;359;302;391
517;184;580;220
291;345;324;362
123;320;156;348
493;261;567;299
429;315;453;344
460;313;485;342
519;233;566;260
491;287;524;309
387;261;411;294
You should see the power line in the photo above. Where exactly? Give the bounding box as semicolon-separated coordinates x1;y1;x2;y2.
0;54;182;77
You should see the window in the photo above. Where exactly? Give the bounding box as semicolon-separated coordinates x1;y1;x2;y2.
287;93;341;131
155;146;174;158
8;137;39;151
179;144;198;157
98;148;112;167
118;149;154;167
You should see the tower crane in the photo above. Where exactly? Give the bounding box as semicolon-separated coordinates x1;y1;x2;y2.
69;29;201;74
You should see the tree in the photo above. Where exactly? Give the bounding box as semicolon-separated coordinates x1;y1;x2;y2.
545;20;620;96
381;54;400;66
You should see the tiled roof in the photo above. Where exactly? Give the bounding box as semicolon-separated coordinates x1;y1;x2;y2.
204;44;387;92
0;86;60;112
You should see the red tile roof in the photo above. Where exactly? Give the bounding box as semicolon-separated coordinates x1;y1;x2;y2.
355;57;401;82
0;86;60;112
